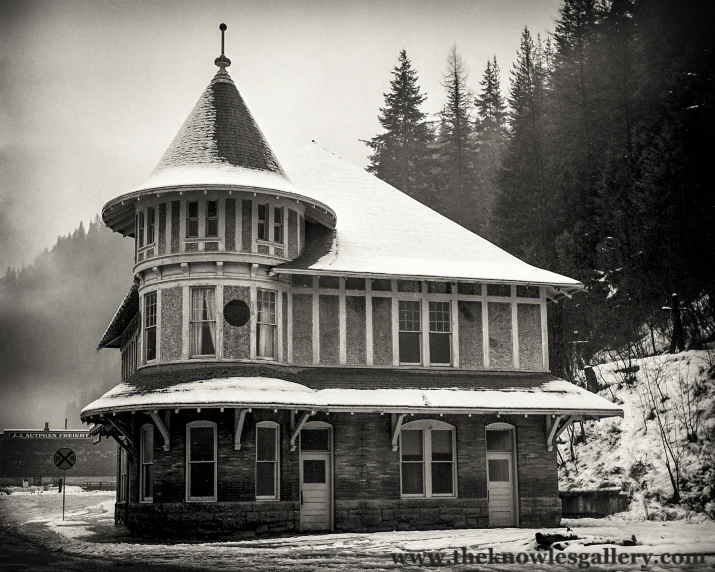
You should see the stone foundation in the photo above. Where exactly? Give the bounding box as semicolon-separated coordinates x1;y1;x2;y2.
335;498;489;532
519;496;562;527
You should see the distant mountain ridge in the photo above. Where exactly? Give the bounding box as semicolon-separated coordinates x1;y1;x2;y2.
0;216;134;429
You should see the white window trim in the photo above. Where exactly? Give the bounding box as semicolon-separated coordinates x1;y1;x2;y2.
143;291;158;364
186;421;218;502
428;300;452;366
398;299;422;365
189;286;217;358
399;419;457;499
255;421;280;501
140;424;154;503
256;289;278;361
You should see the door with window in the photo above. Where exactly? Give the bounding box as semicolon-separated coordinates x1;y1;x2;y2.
299;423;333;531
486;424;517;527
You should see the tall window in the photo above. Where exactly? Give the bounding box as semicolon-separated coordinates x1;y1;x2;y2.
256;422;279;499
256;290;276;359
187;201;199;238
190;287;216;356
399;300;421;364
119;446;128;502
187;422;217;501
137;212;145;248
273;207;283;243
400;420;456;498
140;424;154;502
206;200;218;237
257;203;268;241
144;292;157;362
429;301;451;365
147;207;156;244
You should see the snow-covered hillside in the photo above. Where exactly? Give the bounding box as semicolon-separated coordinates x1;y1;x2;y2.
559;350;715;520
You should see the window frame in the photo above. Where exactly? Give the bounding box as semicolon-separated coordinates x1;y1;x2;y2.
144;291;157;363
399;419;457;499
186;200;199;238
273;206;284;243
137;211;145;248
186;421;218;502
255;421;280;501
398;299;422;365
257;203;268;241
146;207;156;245
205;200;218;238
428;300;452;366
140;424;154;503
189;286;217;358
256;289;277;360
119;444;129;502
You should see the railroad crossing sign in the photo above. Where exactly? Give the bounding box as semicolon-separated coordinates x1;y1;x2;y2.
54;448;76;471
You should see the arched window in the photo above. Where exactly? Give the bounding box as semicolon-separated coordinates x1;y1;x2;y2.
256;421;280;500
140;424;154;503
186;421;217;501
400;419;456;498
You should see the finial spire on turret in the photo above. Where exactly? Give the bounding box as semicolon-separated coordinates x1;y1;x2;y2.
214;23;231;70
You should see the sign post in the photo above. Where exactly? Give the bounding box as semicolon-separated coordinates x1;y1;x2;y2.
54;448;76;521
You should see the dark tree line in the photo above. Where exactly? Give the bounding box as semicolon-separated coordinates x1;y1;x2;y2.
364;0;715;376
0;217;134;428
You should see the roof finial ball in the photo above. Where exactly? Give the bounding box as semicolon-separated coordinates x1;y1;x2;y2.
214;23;231;70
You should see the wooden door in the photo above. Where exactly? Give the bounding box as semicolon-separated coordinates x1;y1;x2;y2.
300;453;331;531
487;452;516;526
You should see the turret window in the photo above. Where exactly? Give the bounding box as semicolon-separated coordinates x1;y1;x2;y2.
137;212;145;248
256;289;277;359
206;200;218;237
273;207;284;243
187;201;199;238
147;207;156;244
257;203;268;241
144;291;157;362
190;287;216;357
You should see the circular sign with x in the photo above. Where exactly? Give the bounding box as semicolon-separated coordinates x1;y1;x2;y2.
54;448;76;471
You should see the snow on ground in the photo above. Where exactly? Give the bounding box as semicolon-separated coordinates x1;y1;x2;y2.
2;494;714;571
559;350;715;519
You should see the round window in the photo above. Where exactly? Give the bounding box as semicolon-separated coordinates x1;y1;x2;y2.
223;299;250;327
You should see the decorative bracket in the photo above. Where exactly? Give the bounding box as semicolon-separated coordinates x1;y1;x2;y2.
391;413;406;452
546;415;579;451
104;417;135;459
234;408;249;450
149;410;170;451
290;412;312;451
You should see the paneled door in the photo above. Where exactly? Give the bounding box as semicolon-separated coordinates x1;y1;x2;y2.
487;452;516;526
299;424;333;531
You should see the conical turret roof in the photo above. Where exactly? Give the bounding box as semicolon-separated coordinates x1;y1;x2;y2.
135;66;296;194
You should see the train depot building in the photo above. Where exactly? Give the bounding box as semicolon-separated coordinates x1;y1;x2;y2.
82;36;622;536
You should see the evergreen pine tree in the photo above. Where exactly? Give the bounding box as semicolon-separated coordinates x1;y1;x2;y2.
365;49;433;200
494;28;552;263
474;56;507;238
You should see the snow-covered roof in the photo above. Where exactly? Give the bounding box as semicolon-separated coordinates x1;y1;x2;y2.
141;67;291;193
81;373;622;418
277;143;581;292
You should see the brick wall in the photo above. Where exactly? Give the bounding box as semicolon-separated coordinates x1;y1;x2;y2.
117;410;559;535
0;434;116;484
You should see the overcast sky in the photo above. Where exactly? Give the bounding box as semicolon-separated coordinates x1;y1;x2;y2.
0;0;561;271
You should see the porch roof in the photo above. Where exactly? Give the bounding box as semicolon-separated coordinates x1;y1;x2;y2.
81;375;622;419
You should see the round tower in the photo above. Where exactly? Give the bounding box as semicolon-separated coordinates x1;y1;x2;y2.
101;26;335;367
